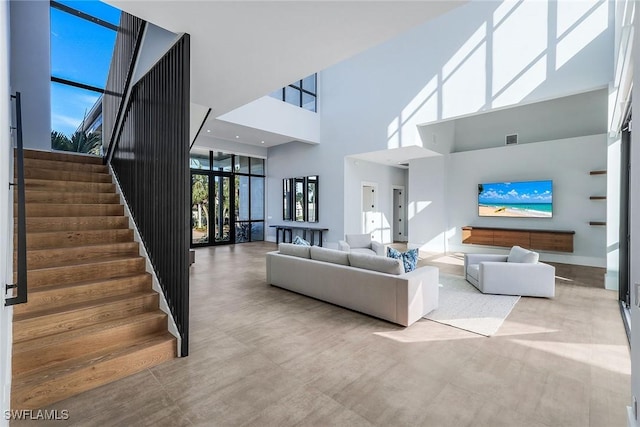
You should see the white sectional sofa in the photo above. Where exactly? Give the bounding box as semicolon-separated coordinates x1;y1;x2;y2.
266;243;439;326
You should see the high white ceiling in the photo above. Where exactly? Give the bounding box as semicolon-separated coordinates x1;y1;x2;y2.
349;146;441;169
105;1;466;159
106;1;464;117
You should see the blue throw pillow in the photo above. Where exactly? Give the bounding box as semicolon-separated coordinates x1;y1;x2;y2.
387;247;419;273
292;236;310;246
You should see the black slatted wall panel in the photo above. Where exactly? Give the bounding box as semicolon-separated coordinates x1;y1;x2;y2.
103;12;145;160
111;35;190;356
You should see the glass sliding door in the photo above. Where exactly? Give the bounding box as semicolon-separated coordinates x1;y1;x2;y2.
191;174;210;245
190;151;264;247
235;175;250;242
213;175;232;243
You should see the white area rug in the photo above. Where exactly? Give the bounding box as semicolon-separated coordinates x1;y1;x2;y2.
423;274;520;336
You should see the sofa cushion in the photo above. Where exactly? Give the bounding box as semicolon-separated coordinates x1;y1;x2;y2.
346;234;372;249
350;247;377;256
507;245;539;263
292;236;310;246
279;243;311;259
467;264;480;281
349;252;403;275
310;246;350;266
387;247;419;273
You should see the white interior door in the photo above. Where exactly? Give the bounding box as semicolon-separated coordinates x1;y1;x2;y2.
393;187;407;242
362;184;378;237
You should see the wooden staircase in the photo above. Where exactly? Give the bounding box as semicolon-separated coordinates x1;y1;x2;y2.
11;150;176;409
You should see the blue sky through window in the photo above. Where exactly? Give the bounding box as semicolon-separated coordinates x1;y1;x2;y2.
50;0;120;137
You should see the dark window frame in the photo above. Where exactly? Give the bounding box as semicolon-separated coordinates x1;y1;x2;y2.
272;74;317;112
189;151;265;246
49;0;118;141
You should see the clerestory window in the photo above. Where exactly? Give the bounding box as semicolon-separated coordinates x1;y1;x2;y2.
269;74;317;112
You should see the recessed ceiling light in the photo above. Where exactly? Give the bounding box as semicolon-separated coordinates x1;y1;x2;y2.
261;141;265;144
235;135;239;139
206;129;210;133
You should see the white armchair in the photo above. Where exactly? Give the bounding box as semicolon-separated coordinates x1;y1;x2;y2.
464;246;555;298
338;233;385;256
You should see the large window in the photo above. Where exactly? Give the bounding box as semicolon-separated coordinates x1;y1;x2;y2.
269;74;317;112
190;151;265;246
50;0;120;154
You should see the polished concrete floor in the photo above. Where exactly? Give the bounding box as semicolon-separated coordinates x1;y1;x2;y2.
14;242;630;426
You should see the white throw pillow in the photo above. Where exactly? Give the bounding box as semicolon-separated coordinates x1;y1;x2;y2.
310;246;350;266
345;234;372;249
507;245;539;263
279;243;311;259
349;252;403;275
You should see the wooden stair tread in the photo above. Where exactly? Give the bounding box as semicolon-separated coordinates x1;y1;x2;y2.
21;157;108;173
12;333;174;402
26;241;138;254
13;290;158;323
12;332;175;409
12;150;176;409
25;240;138;255
12;312;168;378
21;203;124;216
13;273;152;317
24;272;151;294
22;149;103;165
27;254;142;272
22;242;139;270
25;178;115;193
24;228;134;250
25;256;145;288
22;190;120;204
19;216;130;232
22;168;113;183
15;333;175;384
14;311;167;356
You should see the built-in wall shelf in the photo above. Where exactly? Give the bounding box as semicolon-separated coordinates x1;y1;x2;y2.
590;170;607;175
589;221;606;226
589;196;607;200
461;226;574;253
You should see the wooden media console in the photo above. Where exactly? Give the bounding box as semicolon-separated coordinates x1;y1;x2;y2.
461;226;575;252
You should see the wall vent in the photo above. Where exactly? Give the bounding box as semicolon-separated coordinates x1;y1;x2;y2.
505;134;518;145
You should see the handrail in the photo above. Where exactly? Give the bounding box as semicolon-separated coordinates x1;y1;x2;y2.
190;108;211;150
6;92;27;306
103;13;146;165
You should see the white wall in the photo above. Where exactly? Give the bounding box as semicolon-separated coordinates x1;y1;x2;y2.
132;22;179;85
265;141;341;243
322;0;613;156
1;0;13;423
218;96;321;145
407;155;447;252
606;135;621;290
190;103;210;146
419;88;608;154
265;0;614;247
9;0;50;151
435;135;607;267
343;158;407;244
194;135;267;159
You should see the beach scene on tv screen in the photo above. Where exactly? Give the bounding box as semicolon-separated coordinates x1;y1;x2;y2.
478;180;552;218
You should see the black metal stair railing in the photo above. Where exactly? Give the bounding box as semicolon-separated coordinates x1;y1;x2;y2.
109;34;191;357
103;12;146;165
6;92;27;306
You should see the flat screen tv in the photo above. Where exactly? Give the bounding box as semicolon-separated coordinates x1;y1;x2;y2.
478;180;552;218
